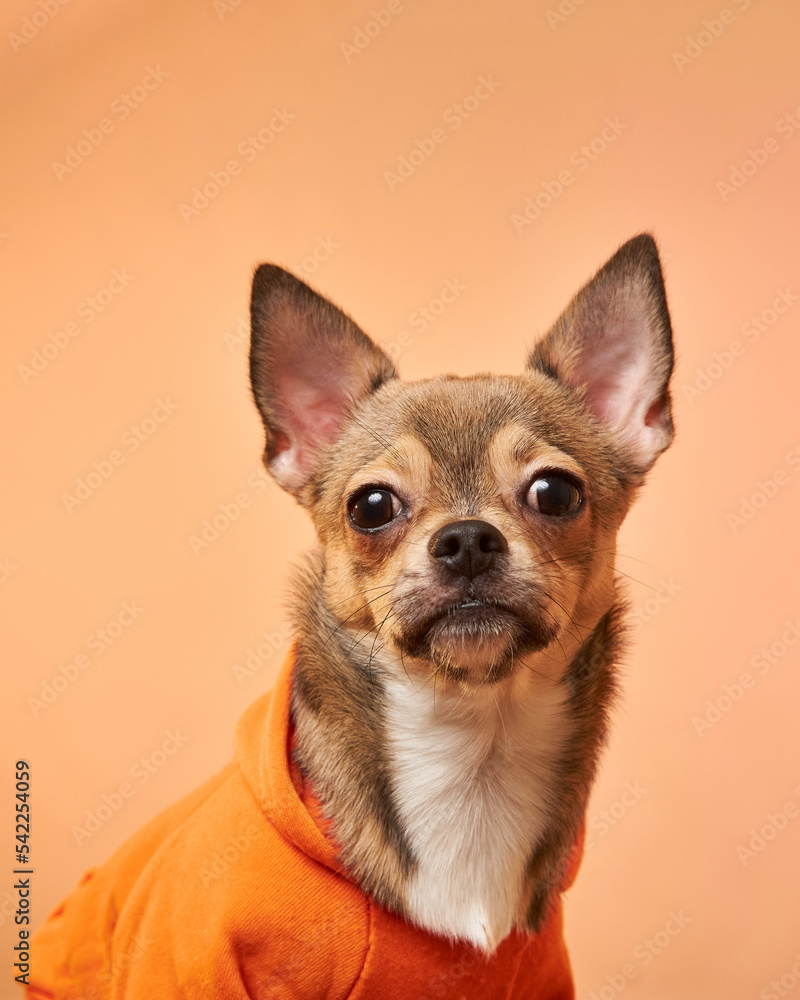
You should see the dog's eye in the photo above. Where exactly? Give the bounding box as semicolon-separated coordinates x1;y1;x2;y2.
349;488;400;530
526;475;582;517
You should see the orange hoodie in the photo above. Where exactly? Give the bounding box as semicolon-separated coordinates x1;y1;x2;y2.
28;649;582;999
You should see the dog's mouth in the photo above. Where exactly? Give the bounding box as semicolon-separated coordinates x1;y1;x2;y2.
435;600;524;631
395;598;559;684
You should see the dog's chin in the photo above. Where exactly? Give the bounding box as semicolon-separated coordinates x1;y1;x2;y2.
397;603;558;686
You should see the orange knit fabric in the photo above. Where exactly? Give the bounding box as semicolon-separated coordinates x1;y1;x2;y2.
28;649;582;999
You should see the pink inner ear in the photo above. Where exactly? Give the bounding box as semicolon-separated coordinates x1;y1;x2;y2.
568;303;670;466
281;373;353;446
269;346;367;486
581;361;653;429
573;316;655;430
644;394;668;428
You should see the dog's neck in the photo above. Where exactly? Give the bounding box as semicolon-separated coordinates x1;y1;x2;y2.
378;651;575;951
288;555;622;951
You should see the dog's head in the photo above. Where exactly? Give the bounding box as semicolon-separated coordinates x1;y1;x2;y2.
249;235;674;687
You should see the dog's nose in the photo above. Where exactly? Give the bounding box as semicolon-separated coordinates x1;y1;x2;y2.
429;519;508;579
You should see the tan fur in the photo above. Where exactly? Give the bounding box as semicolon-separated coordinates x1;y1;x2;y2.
249;233;675;948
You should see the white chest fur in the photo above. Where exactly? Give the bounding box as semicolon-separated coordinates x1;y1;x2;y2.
382;665;572;952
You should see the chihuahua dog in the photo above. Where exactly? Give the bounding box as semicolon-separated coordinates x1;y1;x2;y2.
249;233;674;953
27;234;674;999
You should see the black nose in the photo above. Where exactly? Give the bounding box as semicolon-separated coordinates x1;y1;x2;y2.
428;519;508;580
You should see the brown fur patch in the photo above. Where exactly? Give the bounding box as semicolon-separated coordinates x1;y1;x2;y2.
289;553;415;909
522;603;623;931
250;234;675;943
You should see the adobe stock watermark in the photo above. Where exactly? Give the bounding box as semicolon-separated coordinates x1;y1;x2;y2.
52;67;169;180
290;235;340;283
189;491;252;555
589;910;692;1000
188;467;271;554
584;781;649;851
8;0;71;53
510;117;627;233
545;0;592;30
0;557;18;585
716;102;800;201
18;268;135;385
82;931;153;996
692;619;800;737
726;443;800;534
384;75;501;192
72;730;190;846
682;287;798;403
416;951;480;1000
221;314;249;354
0;890;22;929
178;109;295;222
384;277;467;360
61;397;179;513
628;578;681;631
232;622;293;684
213;0;248;20
222;236;340;353
340;0;409;62
198;823;263;888
736;781;800;867
27;600;145;717
671;0;753;73
251;898;363;997
761;953;800;1000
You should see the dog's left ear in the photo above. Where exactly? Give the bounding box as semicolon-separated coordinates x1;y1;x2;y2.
249;265;397;497
527;234;674;474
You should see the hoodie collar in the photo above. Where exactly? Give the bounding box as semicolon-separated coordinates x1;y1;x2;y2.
233;645;344;874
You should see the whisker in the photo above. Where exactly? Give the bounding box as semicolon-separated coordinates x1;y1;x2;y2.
336;604;397;668
345;411;397;456
398;648;416;688
613;568;660;590
490;686;509;753
520;657;558;683
546;594;592;642
442;675;472;717
364;606;398;678
321;590;393;650
325;584;394;609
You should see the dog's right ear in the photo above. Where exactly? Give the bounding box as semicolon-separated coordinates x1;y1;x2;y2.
249;265;397;498
527;234;675;477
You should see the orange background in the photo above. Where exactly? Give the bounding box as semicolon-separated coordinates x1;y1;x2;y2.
3;0;800;996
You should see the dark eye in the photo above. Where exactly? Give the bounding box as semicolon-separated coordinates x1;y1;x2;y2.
349;488;400;530
526;474;582;517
